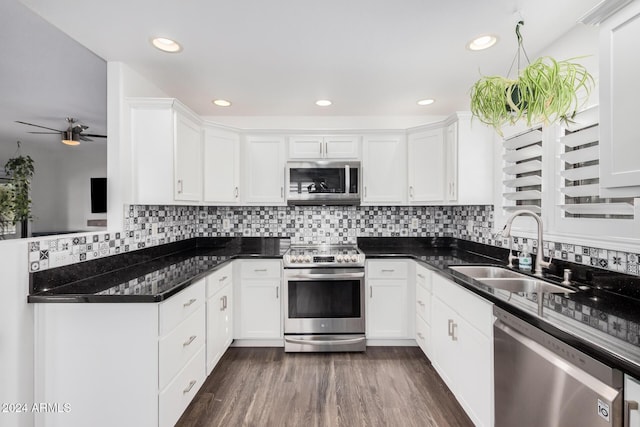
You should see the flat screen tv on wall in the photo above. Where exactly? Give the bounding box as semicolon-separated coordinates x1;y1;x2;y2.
90;177;107;214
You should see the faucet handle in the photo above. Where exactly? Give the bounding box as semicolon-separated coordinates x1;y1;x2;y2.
538;246;553;270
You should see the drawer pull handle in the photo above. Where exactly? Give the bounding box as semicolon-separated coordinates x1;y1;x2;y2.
183;335;197;347
254;268;268;272
220;296;225;311
447;319;454;337
417;300;425;307
183;298;197;308
417;273;425;279
183;380;197;394
219;276;228;282
451;322;458;341
417;332;424;340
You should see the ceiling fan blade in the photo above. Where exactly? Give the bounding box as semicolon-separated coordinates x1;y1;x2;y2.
28;131;63;134
83;133;107;138
78;135;93;142
15;121;63;132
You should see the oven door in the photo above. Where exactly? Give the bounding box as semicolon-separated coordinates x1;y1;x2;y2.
284;268;365;335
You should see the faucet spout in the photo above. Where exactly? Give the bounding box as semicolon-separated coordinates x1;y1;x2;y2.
502;210;551;277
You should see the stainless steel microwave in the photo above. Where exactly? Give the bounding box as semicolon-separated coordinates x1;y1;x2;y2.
285;161;361;205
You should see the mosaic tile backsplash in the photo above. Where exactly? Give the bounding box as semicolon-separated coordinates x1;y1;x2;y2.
28;204;640;279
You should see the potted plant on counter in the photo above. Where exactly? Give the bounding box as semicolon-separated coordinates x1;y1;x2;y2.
470;21;594;135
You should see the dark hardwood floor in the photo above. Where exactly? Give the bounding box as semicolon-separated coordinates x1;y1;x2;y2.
176;347;474;427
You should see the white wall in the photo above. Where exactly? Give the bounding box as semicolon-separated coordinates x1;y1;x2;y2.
0;239;33;427
106;62;169;231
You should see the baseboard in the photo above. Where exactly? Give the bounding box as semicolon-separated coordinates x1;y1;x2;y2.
231;338;284;347
366;339;418;347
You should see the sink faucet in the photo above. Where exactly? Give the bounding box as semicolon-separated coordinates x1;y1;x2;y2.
498;210;553;318
501;210;552;277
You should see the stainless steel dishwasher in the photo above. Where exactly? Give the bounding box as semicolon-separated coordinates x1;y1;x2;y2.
494;306;624;427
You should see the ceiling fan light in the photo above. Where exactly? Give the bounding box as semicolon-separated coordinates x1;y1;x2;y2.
62;131;80;146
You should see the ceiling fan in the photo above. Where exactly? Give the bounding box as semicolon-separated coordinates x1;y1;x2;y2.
15;117;107;146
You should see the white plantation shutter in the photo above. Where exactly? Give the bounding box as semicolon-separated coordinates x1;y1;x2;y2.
502;128;543;214
559;116;635;219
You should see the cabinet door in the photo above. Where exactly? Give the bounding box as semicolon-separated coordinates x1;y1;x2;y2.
600;1;640;190
203;128;240;204
237;279;281;339
625;375;640;427
174;112;203;201
324;136;360;158
244;137;286;205
445;122;458;201
362;135;407;204
455;313;493;427
366;279;407;338
407;129;444;203
431;296;458;387
288;136;323;159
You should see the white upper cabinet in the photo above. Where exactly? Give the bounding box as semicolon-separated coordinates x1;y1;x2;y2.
407;128;445;203
446;113;494;205
599;0;640;193
174;113;203;202
362;134;407;205
128;98;203;205
243;136;286;205
203;126;240;204
288;135;360;159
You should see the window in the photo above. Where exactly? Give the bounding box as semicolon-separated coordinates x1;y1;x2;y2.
501;127;543;214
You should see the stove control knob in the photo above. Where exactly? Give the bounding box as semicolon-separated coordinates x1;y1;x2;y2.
296;255;304;263
304;255;312;263
336;255;344;263
350;255;358;263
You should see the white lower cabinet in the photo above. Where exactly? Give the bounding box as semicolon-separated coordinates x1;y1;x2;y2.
625;375;640;427
431;273;494;427
414;262;433;358
206;263;234;374
33;279;207;427
366;259;414;339
234;259;282;340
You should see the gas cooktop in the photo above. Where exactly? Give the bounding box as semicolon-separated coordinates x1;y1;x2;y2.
283;245;365;268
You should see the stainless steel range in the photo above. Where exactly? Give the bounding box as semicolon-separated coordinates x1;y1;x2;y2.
283;245;366;352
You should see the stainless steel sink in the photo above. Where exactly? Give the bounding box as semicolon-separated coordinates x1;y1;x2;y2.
448;265;524;279
449;265;574;294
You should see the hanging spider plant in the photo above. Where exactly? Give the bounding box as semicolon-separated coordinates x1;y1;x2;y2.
470;21;594;135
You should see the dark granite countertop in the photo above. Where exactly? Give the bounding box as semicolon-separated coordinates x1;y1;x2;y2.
28;237;288;303
358;237;640;379
29;235;640;377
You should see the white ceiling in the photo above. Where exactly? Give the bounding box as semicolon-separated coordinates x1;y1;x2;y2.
0;0;106;152
17;0;604;120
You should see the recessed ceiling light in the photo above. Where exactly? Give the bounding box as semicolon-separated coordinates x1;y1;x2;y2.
417;99;435;106
315;100;332;107
467;35;498;51
213;99;232;107
151;37;182;53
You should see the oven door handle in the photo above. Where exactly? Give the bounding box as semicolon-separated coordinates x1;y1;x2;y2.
285;336;366;346
286;272;365;280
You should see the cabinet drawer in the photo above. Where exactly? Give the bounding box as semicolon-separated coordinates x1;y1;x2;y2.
159;347;206;427
415;315;431;358
159;306;205;390
206;263;233;297
367;260;408;279
238;260;281;279
432;273;493;338
416;264;432;292
415;282;431;324
159;279;206;336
